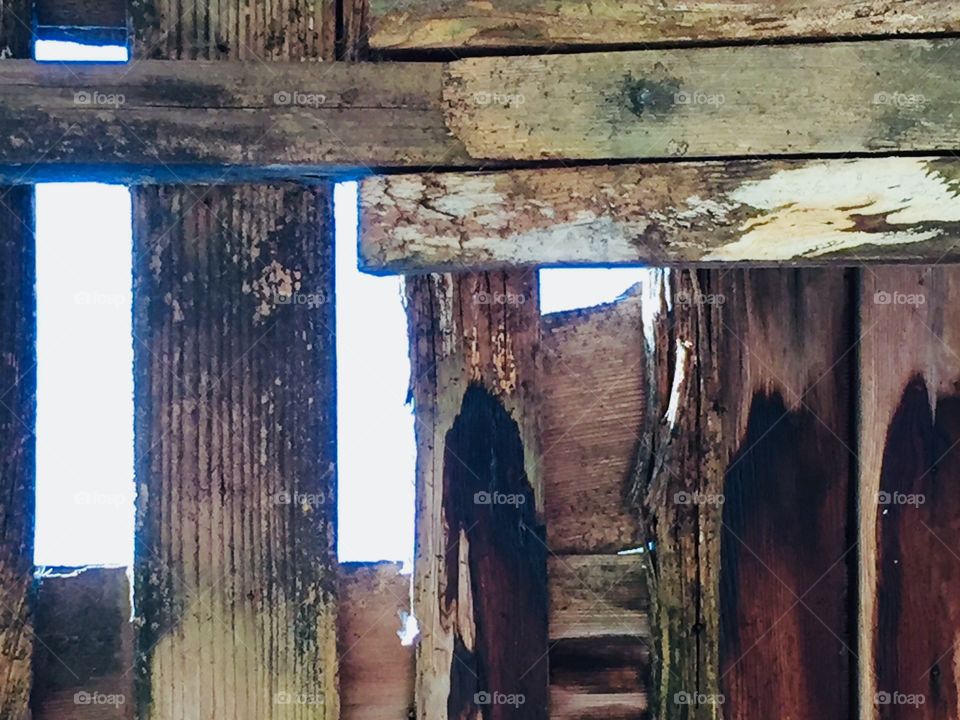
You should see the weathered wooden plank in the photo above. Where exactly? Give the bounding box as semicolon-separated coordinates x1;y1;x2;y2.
36;0;126;28
858;267;960;719
0;185;35;720
0;59;465;181
32;568;134;720
541;292;646;553
369;0;960;51
4;38;960;180
405;271;548;720
361;157;960;271
549;555;650;720
0;8;34;716
338;563;414;720
132;185;338;720
631;269;854;719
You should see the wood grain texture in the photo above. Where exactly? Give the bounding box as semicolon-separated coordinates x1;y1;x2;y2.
632;269;854;719
858;267;960;720
132;0;334;61
338;563;414;720
368;0;960;50
132;185;338;720
0;0;29;58
549;555;651;720
0;59;466;182
360;158;960;271
444;39;960;162
0;185;35;720
32;568;134;720
541;292;646;553
35;0;126;29
405;271;547;720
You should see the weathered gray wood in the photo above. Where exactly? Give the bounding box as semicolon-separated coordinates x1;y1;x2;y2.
0;59;465;181
369;0;960;50
4;38;960;180
360;157;960;270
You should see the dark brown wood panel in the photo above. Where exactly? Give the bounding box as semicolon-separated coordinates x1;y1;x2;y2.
32;568;134;720
405;271;547;720
35;0;126;28
632;269;854;719
860;267;960;719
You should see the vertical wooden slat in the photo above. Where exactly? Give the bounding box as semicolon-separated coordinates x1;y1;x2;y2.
405;271;548;720
132;186;338;720
131;5;337;718
859;266;960;720
633;269;855;720
0;4;33;717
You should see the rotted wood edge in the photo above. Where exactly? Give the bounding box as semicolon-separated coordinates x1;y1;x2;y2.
360;157;960;271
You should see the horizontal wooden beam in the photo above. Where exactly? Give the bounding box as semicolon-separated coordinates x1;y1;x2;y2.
368;0;960;51
2;37;960;180
360;157;960;270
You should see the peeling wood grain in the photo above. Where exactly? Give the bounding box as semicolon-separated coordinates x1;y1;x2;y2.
632;269;854;719
32;568;134;720
406;271;546;720
339;563;414;720
361;157;960;271
132;185;338;720
541;292;646;553
858;267;960;720
0;185;35;720
369;0;960;51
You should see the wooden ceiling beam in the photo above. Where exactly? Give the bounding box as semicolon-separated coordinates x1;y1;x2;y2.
1;37;960;181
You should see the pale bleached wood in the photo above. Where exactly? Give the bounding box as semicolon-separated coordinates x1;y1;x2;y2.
361;158;960;271
369;0;960;50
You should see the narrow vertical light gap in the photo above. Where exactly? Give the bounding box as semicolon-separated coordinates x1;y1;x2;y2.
34;183;134;568
32;41;133;570
334;182;415;568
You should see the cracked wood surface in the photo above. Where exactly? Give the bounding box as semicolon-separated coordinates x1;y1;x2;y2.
360;157;960;270
4;38;960;180
368;0;960;51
